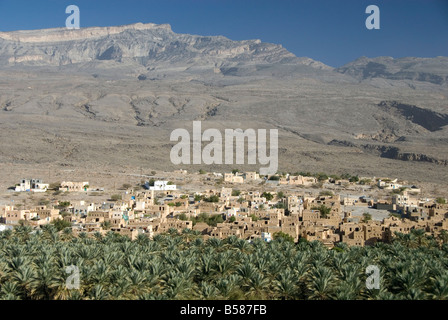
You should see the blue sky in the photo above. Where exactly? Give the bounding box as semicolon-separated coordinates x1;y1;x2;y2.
0;0;446;67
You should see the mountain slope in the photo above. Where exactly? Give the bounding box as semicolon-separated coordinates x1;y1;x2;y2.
0;23;447;186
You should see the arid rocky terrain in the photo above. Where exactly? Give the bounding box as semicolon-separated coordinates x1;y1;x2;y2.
0;22;447;192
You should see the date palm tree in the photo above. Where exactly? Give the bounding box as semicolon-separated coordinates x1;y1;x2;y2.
198;281;219;300
11;265;36;299
0;229;13;240
275;269;298;300
162;270;191;299
245;272;270;299
126;270;149;298
438;230;448;246
31;265;59;300
215;274;241;299
60;227;74;241
212;252;234;277
0;281;21;300
197;254;214;282
429;272;448;300
89;284;109;300
307;266;336;300
14;225;32;242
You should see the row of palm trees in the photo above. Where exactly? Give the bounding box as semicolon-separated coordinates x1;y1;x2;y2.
0;225;448;300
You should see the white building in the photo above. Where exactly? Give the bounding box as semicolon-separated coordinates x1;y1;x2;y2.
15;179;49;192
72;201;95;216
261;232;272;242
146;181;177;191
392;193;419;207
0;225;13;232
377;178;402;190
225;208;238;218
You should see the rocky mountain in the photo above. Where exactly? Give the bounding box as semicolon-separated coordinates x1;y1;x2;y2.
0;22;330;77
337;56;448;86
0;22;447;185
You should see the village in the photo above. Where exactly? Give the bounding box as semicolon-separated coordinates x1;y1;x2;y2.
1;169;447;248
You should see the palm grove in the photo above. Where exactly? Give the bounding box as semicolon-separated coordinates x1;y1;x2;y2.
1;225;448;300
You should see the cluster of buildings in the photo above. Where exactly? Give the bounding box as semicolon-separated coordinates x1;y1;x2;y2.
221;172;317;186
1;173;447;247
14;179;90;193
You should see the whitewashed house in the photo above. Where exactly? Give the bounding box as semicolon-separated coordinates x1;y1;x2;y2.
146;181;177;191
15;179;49;192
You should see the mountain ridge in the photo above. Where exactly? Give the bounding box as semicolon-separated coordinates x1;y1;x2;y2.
1;23;447;85
337;56;448;85
0;22;321;71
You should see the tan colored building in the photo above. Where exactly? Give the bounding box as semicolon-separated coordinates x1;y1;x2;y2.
279;175;317;186
224;173;244;183
156;218;193;234
340;223;364;247
86;211;112;224
244;172;260;180
60;181;89;192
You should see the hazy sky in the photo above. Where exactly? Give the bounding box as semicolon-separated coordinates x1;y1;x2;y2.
0;0;446;67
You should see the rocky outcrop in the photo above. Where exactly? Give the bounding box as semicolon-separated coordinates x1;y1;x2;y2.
336;56;448;85
378;101;448;132
328;139;448;166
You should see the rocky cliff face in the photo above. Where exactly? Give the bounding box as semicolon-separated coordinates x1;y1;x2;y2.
0;23;171;42
328;140;448;166
0;22;326;72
